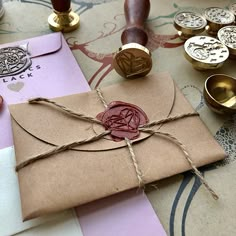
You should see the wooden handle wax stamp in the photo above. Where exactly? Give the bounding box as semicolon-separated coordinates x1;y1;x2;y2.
48;0;80;32
113;0;152;79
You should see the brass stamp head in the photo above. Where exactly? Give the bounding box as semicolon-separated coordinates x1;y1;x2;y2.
204;74;236;114
204;7;235;36
48;9;80;33
218;26;236;59
113;43;152;79
229;3;236;17
174;11;207;40
184;35;229;70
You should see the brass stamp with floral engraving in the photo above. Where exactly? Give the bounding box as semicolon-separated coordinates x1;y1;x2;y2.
113;43;152;79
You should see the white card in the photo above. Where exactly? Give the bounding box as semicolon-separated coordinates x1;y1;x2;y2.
16;209;83;236
0;146;83;236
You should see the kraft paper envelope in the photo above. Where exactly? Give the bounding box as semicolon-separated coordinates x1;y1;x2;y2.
9;72;226;220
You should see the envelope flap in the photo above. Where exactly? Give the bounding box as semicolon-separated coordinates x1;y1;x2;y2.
29;32;62;58
9;73;175;153
0;32;62;58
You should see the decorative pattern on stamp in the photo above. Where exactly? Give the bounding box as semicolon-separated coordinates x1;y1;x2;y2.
174;11;206;29
184;36;229;63
205;7;235;24
218;26;236;50
0;44;31;78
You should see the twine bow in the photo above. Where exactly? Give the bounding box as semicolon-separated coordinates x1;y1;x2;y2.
15;89;219;200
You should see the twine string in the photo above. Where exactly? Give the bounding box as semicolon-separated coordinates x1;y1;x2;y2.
141;112;199;128
139;127;219;200
15;130;111;172
125;138;145;188
96;90;147;188
15;93;218;200
96;89;108;108
29;97;102;125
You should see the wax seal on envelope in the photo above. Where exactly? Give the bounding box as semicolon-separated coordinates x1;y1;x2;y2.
0;44;31;78
96;101;148;141
173;11;207;40
184;35;229;70
204;7;235;36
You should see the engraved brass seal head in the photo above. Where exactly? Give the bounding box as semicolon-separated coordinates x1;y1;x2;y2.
229;3;236;19
204;7;235;36
113;43;152;79
173;11;207;40
217;26;236;59
204;74;236;114
184;35;229;70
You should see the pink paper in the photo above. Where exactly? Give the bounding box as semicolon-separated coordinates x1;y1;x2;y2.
0;32;90;149
0;105;13;149
77;190;167;236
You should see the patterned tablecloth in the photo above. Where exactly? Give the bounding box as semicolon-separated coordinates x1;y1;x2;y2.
1;0;235;235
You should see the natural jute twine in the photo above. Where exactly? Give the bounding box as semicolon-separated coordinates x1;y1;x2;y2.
15;89;219;200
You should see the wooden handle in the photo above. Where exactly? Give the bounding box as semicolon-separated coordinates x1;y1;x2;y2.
51;0;71;12
121;0;150;46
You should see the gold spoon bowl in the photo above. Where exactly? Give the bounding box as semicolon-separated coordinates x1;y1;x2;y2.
204;74;236;114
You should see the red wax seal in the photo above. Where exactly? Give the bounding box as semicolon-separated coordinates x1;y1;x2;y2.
96;101;148;141
0;95;3;111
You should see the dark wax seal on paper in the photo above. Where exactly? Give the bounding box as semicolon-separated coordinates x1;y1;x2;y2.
51;0;71;12
96;101;149;141
0;95;3;111
0;45;31;78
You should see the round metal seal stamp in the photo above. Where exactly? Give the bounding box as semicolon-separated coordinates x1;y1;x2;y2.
218;26;236;58
174;11;207;40
229;3;236;18
204;7;235;36
0;44;31;78
184;35;229;70
113;43;152;79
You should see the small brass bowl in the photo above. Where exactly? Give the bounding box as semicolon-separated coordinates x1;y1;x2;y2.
204;74;236;114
